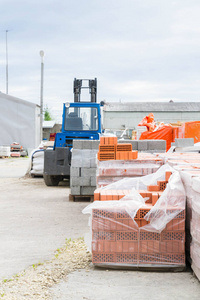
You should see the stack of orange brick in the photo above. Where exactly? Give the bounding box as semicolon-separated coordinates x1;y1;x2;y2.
97;150;164;187
95;171;171;202
156;152;200;262
98;136;138;161
91;207;185;268
91;171;186;268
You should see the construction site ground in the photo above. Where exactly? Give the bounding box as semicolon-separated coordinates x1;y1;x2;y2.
0;157;200;299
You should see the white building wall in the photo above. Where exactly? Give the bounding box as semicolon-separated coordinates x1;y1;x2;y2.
103;111;200;130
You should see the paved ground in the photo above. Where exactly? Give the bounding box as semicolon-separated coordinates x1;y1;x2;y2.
0;157;200;299
0;158;89;280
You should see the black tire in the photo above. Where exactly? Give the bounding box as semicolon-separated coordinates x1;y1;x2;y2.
43;174;61;186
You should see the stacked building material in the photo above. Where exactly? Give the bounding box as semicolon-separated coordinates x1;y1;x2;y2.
97;153;163;187
190;177;200;281
94;171;171;203
98;136;138;161
10;142;26;157
155;151;200;280
91;207;185;268
70;140;99;196
0;146;10;158
82;165;186;269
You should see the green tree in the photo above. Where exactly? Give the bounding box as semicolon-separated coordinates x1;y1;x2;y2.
44;105;53;121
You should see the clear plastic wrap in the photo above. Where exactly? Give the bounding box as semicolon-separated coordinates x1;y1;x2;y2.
96;153;163;187
101;164;174;191
83;167;186;270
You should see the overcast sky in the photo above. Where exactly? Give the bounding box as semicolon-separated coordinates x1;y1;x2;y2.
1;0;200;121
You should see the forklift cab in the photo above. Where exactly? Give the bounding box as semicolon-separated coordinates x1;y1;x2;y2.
64;104;99;131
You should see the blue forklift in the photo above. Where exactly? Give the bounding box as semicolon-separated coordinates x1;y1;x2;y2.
43;78;103;186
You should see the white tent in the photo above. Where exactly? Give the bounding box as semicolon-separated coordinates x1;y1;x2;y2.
0;92;40;152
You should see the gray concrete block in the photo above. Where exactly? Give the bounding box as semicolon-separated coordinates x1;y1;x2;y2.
73;140;83;149
91;140;100;150
81;168;96;177
70;167;80;177
71;158;82;167
82;158;91;168
90;157;97;168
82;140;92;149
138;140;148;151
118;140;138;150
175;138;194;147
90;150;98;167
91;176;96;187
71;186;80;195
81;186;96;195
70;177;80;186
80;177;91;186
148;140;166;151
71;176;91;187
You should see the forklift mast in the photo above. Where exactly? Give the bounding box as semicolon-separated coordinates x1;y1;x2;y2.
73;78;97;103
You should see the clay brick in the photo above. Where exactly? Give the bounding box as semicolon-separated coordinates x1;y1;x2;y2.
146;192;152;204
110;219;117;231
147;185;160;192
131;151;138;159
165;171;172;181
129;242;138;253
99;145;115;152
100;191;107;201
152;193;159;206
157;180;167;191
116;144;132;152
116;241;123;252
94;189;101;201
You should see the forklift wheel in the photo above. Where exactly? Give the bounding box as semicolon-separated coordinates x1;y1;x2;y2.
43;174;61;186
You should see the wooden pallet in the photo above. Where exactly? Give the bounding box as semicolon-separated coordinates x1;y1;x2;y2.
69;194;94;202
0;156;9;159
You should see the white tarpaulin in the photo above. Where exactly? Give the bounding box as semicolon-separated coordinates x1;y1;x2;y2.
0;92;40;152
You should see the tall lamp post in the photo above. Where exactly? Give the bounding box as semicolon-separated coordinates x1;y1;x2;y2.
39;50;44;142
5;30;9;94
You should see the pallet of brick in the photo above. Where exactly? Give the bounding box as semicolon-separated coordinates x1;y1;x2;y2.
97;153;163;188
83;168;186;270
173;170;200;261
190;177;200;281
94;170;172;203
96;164;173;193
70;140;100;198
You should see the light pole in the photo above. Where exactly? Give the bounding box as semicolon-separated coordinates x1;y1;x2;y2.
5;30;9;94
39;50;44;142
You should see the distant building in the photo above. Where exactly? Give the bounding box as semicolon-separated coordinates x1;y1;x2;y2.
103;101;200;131
0;92;40;151
43;121;61;140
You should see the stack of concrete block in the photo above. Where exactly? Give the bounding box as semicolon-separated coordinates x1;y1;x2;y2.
70;140;100;196
118;139;166;153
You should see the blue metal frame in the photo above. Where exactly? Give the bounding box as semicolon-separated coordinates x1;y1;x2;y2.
54;102;102;149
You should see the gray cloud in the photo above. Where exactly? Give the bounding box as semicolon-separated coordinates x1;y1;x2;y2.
0;0;200;121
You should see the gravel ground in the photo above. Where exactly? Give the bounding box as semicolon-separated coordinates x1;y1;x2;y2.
0;238;91;299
